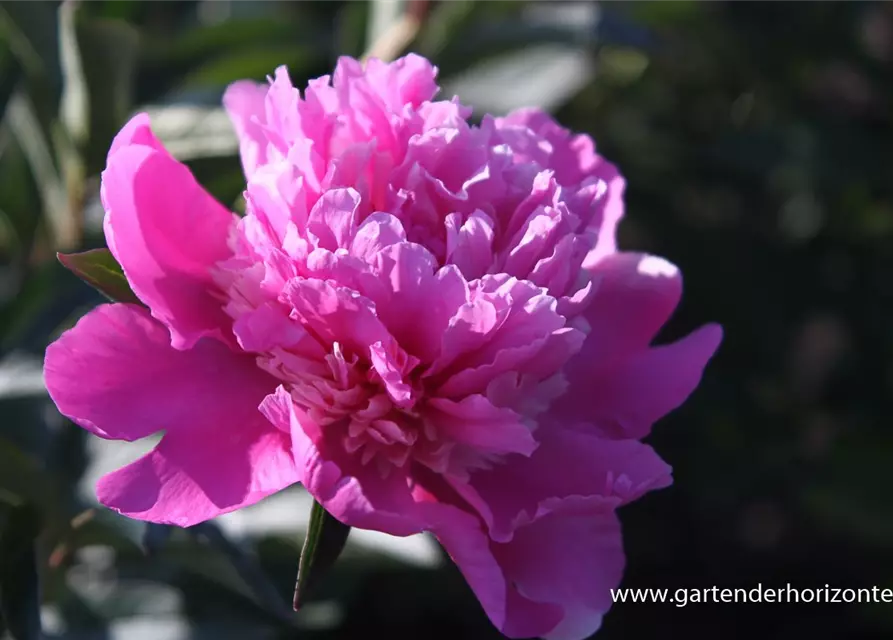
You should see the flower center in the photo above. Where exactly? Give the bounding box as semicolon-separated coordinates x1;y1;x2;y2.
273;341;454;477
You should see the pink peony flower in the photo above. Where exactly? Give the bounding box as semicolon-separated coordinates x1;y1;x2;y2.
44;54;721;640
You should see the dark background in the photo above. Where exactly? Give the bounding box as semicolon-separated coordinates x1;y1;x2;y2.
1;1;892;639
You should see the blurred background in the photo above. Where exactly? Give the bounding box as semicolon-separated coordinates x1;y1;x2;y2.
1;1;892;638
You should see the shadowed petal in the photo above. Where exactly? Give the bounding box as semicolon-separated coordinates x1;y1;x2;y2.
454;425;671;542
562;323;723;439
493;510;625;640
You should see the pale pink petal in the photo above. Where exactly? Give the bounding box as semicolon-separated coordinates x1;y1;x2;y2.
444;210;496;280
306;188;361;251
349;212;407;261
232;301;306;353
562;323;723;439
369;342;414;407
283;277;392;357
223;79;271;178
366;243;470;362
101;145;236;349
245;161;308;246
497;107;616;187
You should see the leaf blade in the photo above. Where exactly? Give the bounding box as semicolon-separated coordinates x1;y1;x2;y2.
56;248;141;305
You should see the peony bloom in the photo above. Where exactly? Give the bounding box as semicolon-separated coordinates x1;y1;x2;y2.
44;54;721;639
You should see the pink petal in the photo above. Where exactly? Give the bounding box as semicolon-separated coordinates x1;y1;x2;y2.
426;395;538;459
101;144;237;350
306;188;361;251
454;425;671;542
44;304;267;441
367;242;470;362
579;252;684;366
582;172;625;267
493;510;625;640
349;212;407;261
223;79;272;179
43;304;295;526
232;301;306;353
107;113;166;159
283;277;392;357
431;509;563;639
444;210;496;280
261;387;427;536
245;161;308;246
562;323;723;439
97;423;297;527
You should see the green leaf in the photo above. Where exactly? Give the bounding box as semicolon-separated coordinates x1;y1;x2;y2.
293;500;351;609
0;503;43;640
56;248;141;305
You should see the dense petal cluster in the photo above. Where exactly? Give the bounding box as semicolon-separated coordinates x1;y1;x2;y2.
44;54;721;640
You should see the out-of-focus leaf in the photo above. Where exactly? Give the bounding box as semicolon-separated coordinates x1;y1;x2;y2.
0;438;55;514
334;1;369;59
188;521;294;623
0;1;60;82
0;41;23;128
60;8;139;174
175;46;322;90
58;0;88;147
0;503;42;640
800;439;893;548
0;122;40;263
294;500;351;609
144;17;309;66
142;523;173;557
56;248;141;305
5;90;74;249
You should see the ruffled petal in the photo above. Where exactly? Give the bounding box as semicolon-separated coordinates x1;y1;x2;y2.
261;386;428;536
